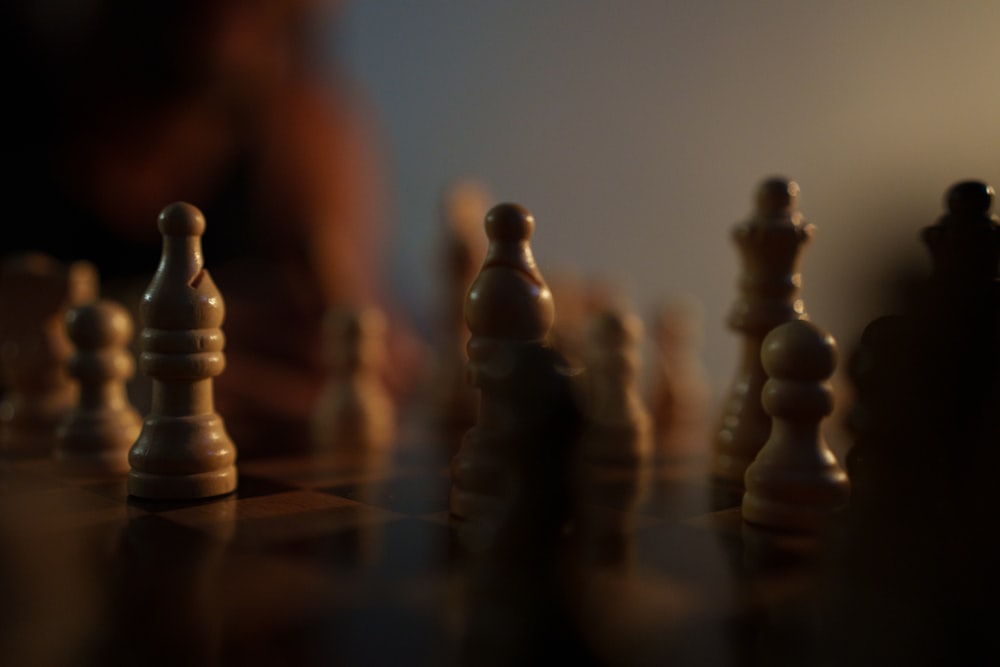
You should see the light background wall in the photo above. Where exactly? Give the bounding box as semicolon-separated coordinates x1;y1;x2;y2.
335;0;1000;398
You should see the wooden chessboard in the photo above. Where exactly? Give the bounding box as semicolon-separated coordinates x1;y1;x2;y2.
0;425;819;667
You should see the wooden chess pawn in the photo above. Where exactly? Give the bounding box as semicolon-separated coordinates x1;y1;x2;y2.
742;319;849;533
712;177;813;508
127;202;237;499
0;254;98;457
55;300;142;473
580;309;651;464
312;306;396;452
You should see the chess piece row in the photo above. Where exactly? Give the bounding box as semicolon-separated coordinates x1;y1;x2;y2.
0;203;395;500
446;193;852;564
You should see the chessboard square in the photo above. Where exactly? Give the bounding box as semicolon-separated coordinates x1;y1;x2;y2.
124;473;298;513
634;476;712;520
80;477;130;502
230;474;300;497
275;516;456;579
159;491;405;547
2;485;124;523
109;513;221;557
320;471;451;515
238;453;372;488
1;461;79;494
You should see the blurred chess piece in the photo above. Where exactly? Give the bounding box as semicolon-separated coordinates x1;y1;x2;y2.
427;179;490;437
312;306;396;453
574;308;651;569
0;254;97;458
55;299;142;473
712;177;813;509
547;271;591;367
548;271;624;369
648;296;711;463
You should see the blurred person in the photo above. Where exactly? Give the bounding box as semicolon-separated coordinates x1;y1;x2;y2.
1;0;425;455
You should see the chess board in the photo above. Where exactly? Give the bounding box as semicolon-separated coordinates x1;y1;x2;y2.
0;419;816;667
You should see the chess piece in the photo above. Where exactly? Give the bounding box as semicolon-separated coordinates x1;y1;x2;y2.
823;181;1000;666
648;296;711;462
428;179;490;434
0;254;98;457
922;180;1000;310
574;308;651;568
127;202;237;499
449;203;583;556
580;310;651;465
919;181;1000;462
548;272;622;368
712;177;813;508
55;300;142;473
742;319;849;533
312;306;396;451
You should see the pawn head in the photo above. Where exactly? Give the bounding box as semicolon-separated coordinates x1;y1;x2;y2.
66;300;134;349
945;180;994;220
158;202;206;237
761;319;837;382
755;177;799;216
485;203;534;242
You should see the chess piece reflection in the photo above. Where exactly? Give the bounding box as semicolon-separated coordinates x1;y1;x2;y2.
98;509;235;667
127;203;237;499
712;177;813;509
449;203;583;557
55;299;142;473
0;254;97;457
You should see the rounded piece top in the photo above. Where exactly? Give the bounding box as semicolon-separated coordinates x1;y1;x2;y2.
588;310;641;349
66;299;133;349
485;203;534;242
158;202;206;237
945;181;993;218
755;177;799;215
761;319;837;381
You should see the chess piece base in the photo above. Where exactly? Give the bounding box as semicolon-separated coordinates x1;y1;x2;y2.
128;467;237;499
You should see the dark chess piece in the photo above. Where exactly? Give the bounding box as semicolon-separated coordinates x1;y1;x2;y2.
449;202;583;558
449;202;592;664
825;181;1000;666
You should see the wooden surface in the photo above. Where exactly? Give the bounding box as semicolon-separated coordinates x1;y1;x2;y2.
0;416;834;667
